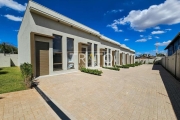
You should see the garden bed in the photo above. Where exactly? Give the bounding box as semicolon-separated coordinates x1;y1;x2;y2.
80;68;102;76
103;67;120;71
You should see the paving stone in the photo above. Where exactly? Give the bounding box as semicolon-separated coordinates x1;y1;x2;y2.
37;65;180;119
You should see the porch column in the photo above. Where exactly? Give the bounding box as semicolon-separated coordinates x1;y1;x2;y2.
62;36;67;70
110;49;112;67
106;48;109;67
97;44;100;67
91;43;94;67
74;40;78;70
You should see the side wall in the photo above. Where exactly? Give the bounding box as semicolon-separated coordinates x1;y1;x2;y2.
161;50;180;79
0;54;18;67
18;4;32;66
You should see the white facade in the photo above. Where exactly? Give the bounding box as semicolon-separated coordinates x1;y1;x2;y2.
18;1;135;77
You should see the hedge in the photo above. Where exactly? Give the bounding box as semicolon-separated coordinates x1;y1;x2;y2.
116;65;129;68
80;68;102;76
103;67;120;71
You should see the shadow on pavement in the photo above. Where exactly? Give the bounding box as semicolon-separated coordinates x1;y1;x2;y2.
152;65;180;119
34;86;70;120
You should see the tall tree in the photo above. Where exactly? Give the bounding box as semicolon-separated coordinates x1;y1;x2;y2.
0;42;18;55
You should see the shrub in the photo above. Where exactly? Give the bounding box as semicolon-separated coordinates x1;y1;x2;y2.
115;65;129;68
20;63;33;88
80;67;102;76
126;64;135;67
103;66;120;71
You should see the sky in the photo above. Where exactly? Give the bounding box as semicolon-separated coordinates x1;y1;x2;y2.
0;0;180;55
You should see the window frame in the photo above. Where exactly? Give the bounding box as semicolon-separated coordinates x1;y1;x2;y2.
67;37;74;69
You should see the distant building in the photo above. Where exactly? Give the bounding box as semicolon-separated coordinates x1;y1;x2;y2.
165;32;180;56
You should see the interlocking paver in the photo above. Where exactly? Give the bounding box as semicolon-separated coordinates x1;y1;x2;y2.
38;65;180;120
1;65;179;120
0;89;60;120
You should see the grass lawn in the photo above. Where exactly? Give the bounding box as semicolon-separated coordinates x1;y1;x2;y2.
0;67;27;94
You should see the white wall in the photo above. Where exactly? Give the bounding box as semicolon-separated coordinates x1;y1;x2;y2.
18;1;135;76
0;54;18;67
161;50;180;79
18;4;32;66
135;59;155;64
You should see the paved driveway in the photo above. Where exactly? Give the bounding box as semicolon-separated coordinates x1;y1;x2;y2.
38;65;180;120
0;89;59;120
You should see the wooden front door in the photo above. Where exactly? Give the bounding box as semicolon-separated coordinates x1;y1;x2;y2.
100;49;104;67
120;53;122;65
112;51;115;66
36;41;49;77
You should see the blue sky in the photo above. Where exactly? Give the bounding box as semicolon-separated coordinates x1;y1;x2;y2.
0;0;180;55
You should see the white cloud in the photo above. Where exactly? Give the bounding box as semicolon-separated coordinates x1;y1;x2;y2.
108;0;180;31
135;39;147;42
124;39;129;41
136;52;141;55
155;36;159;39
136;30;145;32
166;28;172;31
151;30;165;34
121;44;126;47
107;23;123;32
154;40;171;46
140;35;144;37
0;0;27;12
14;30;19;32
104;9;123;15
111;9;123;13
148;37;152;40
4;14;22;21
154;26;160;29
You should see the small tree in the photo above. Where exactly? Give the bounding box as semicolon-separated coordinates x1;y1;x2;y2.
0;42;7;55
20;63;33;88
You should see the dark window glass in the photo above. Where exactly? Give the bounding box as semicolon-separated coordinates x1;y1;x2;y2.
53;34;62;71
67;38;74;69
108;49;111;65
67;38;74;52
94;44;98;66
88;42;92;67
53;35;62;52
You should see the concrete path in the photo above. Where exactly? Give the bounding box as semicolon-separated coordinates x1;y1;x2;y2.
0;89;60;120
37;65;180;120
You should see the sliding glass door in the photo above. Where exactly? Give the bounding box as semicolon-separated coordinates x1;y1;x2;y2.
53;35;62;71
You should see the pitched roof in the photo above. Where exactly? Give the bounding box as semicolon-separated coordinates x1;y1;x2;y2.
165;32;180;50
28;1;135;52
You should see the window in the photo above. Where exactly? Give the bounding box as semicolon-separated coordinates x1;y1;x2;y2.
174;41;178;52
116;51;119;65
53;35;62;71
108;49;111;66
105;48;107;66
67;38;74;69
94;44;98;66
114;51;117;65
88;42;92;67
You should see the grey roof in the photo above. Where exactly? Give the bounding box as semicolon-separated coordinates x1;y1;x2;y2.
165;32;180;50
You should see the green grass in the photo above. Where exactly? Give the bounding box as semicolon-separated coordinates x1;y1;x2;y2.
0;67;27;94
